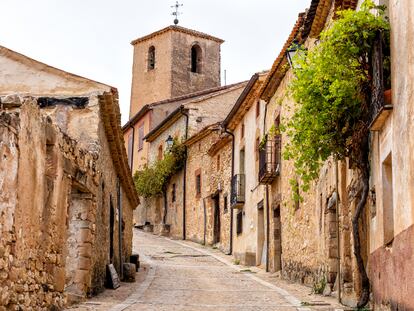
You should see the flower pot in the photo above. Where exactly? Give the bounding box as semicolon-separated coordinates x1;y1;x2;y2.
384;89;392;105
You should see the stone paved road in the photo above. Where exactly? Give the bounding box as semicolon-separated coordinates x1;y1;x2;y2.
70;230;345;311
113;230;342;311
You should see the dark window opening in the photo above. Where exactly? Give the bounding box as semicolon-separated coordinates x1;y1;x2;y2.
224;195;228;213
241;123;245;138
138;124;144;151
217;154;220;170
256;101;260;118
196;173;201;196
172;183;176;203
148;46;155;70
191;44;202;73
236;211;243;235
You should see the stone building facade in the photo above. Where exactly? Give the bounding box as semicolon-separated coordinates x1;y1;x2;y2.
124;25;227;226
259;4;363;306
129;25;223;118
184;124;232;253
222;72;268;267
258;0;414;309
141;83;246;238
0;46;138;309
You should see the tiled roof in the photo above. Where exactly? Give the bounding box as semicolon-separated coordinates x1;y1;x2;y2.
131;25;224;45
123;82;246;131
310;0;358;38
0;45;139;207
223;71;268;131
144;82;247;142
335;0;358;11
259;13;305;102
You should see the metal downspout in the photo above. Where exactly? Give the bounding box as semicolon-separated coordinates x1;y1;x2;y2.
336;161;341;303
117;177;123;279
263;102;270;272
224;128;235;255
181;108;189;240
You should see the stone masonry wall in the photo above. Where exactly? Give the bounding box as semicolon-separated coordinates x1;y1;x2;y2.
0;97;134;309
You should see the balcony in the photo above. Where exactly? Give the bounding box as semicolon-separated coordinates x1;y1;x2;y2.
369;30;392;131
259;136;281;184
231;174;245;209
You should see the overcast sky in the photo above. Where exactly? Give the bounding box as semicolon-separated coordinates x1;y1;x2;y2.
0;0;309;124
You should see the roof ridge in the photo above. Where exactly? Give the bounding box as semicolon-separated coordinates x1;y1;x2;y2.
131;25;224;45
0;45;115;91
148;81;247;107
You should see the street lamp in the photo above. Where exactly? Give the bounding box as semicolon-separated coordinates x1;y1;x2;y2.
166;135;174;150
286;39;303;70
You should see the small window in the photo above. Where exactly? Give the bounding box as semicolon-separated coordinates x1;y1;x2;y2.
256;101;260;118
241;124;245;138
148;46;155;70
138;124;144;151
217;154;220;170
382;153;394;245
224;195;228;213
195;170;201;197
236;211;243;235
172;183;176;203
127;133;133;169
191;44;202;73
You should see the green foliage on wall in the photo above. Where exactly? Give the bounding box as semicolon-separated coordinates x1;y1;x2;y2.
284;0;390;191
133;139;186;198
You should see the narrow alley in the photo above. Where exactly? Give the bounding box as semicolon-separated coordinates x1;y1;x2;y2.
70;230;345;311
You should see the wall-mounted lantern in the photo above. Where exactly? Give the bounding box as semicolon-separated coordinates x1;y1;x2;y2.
286;39;304;70
166;135;174;150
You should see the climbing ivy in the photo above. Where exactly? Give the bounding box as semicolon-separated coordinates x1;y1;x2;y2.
284;0;390;191
133;139;186;198
283;1;389;307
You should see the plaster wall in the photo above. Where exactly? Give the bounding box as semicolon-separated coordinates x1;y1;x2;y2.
367;1;414;309
232;99;266;266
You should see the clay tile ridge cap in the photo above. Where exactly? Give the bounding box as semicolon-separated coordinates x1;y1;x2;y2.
130;25;224;45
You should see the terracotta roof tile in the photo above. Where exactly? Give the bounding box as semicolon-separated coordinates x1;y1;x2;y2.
259;13;305;102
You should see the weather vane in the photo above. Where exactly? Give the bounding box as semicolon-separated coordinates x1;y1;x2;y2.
171;1;183;25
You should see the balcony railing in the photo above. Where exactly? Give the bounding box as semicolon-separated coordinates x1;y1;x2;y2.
231;174;245;209
259;136;281;184
369;30;392;131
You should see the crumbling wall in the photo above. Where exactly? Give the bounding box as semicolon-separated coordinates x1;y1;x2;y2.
0;98;67;310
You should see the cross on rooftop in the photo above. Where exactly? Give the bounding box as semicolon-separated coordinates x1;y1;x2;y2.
171;1;183;25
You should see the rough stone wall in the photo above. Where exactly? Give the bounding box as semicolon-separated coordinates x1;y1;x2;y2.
186;133;217;244
171;32;221;98
265;72;342;289
264;60;367;307
165;170;184;239
207;139;232;253
0;97;134;309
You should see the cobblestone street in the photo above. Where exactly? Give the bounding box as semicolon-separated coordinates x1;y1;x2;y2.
69;230;346;311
